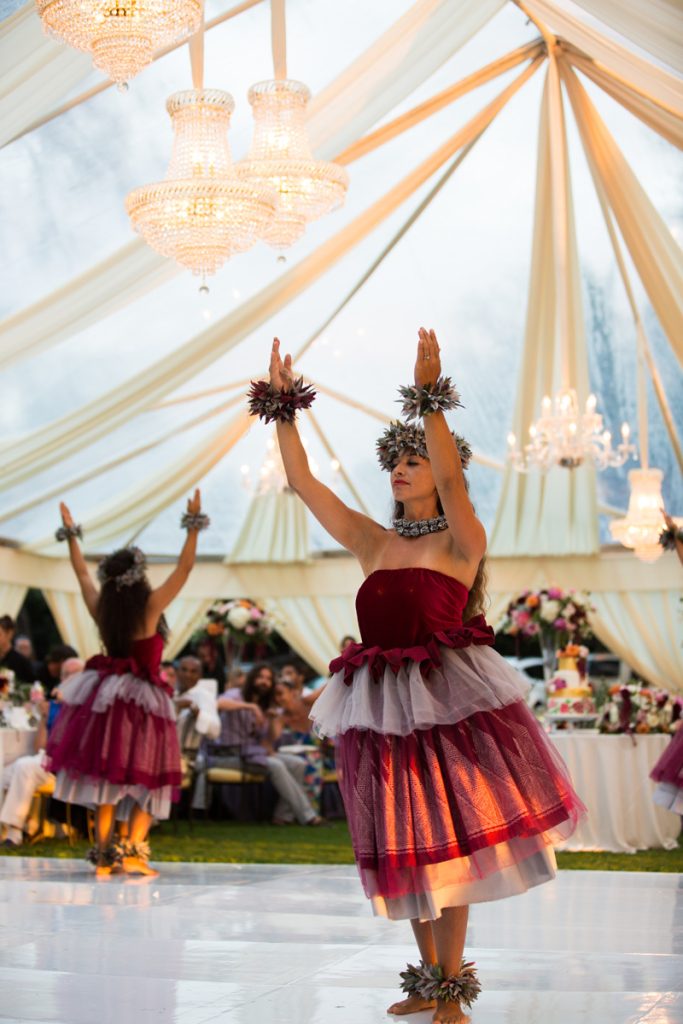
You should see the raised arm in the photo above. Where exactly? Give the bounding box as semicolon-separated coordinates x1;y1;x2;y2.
416;329;486;564
146;490;204;622
269;339;386;569
58;503;99;619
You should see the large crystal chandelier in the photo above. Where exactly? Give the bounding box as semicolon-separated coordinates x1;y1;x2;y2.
507;388;636;472
236;78;349;249
609;468;677;563
35;0;202;87
125;89;277;279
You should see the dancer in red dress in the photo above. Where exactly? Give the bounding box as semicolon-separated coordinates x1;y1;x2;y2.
46;491;209;877
249;330;585;1023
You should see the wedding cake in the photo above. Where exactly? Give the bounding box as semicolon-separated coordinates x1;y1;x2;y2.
547;646;596;717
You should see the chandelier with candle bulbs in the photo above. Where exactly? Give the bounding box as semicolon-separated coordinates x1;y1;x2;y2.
507;388;636;472
609;468;678;563
35;0;202;87
125;89;278;279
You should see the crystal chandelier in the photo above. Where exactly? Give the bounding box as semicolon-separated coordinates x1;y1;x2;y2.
125;89;277;279
240;435;333;494
35;0;202;87
236;79;349;250
609;468;676;563
507;388;636;472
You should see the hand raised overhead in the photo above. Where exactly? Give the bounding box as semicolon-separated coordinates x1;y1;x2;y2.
414;327;442;387
59;502;75;529
270;337;295;392
186;488;202;517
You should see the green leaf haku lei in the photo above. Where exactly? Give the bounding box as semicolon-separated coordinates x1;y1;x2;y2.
399;958;482;1008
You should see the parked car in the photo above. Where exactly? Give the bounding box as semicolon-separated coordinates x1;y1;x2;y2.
503;656;548;711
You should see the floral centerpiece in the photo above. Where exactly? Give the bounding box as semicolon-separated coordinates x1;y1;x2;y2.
500;586;594;680
598;681;682;735
193;599;279;670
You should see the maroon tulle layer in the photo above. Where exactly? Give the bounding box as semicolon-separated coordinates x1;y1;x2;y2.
329;614;495;687
650;728;683;787
336;700;585;900
47;685;181;790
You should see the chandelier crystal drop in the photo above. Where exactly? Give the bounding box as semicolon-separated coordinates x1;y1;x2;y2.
507;388;636;472
35;0;202;87
236;79;349;250
609;468;678;563
125;89;278;278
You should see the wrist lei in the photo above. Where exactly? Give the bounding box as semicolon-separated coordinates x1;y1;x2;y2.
181;511;211;532
399;959;481;1009
248;377;317;424
398;376;462;421
55;523;83;542
659;524;683;551
393;515;449;537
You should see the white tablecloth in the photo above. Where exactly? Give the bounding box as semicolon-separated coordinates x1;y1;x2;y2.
550;732;681;853
0;728;36;791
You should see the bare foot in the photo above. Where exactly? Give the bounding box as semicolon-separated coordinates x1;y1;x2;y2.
387;994;436;1015
432;1000;470;1024
121;856;159;877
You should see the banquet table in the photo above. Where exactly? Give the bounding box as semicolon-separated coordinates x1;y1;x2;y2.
0;727;36;792
550;732;681;853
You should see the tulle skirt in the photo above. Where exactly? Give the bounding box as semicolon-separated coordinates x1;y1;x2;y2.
47;669;182;820
650;726;683;815
311;646;586;921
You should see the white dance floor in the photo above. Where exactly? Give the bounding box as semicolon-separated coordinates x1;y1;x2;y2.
0;858;681;1024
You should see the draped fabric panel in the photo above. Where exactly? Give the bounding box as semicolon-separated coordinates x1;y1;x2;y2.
568;0;683;74
230;490;310;564
2;65;532;493
164;597;214;660
43;589;100;660
262;595;359;676
490;64;598;557
30;408;253;552
565;45;683;150
522;0;683;114
0;2;91;149
561;62;683;368
589;591;683;693
0;582;28;619
0;0;499;371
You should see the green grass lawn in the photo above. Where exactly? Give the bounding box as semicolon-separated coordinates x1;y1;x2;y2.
2;819;682;872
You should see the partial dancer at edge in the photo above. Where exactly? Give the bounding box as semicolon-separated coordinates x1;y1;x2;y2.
249;331;586;1024
46;491;209;877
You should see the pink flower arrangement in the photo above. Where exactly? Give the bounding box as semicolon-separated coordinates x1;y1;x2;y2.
501;586;594;646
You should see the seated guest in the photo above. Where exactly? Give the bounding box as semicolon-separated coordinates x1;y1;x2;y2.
36;644;79;697
193;663;325;826
197;637;226;689
0;616;35;684
278;660;309;695
225;667;246;693
174;656;220;763
339;634;357;654
161;660;178;690
270;680;326;814
14;635;40;678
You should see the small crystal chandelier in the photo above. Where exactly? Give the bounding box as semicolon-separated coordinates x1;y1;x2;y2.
35;0;202;87
609;468;675;563
240;434;335;494
507;388;636;472
125;89;277;279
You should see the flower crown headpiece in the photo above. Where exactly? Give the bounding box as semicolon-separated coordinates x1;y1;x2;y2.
376;422;472;473
97;546;147;590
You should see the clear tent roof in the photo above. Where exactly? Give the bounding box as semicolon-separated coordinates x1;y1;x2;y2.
0;0;681;557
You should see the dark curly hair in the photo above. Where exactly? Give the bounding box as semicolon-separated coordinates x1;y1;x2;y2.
242;662;275;711
96;548;168;657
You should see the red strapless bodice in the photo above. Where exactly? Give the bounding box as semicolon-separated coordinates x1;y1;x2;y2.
330;567;495;684
85;633;169;693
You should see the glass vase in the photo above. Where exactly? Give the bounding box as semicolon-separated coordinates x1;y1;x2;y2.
539;631;557;682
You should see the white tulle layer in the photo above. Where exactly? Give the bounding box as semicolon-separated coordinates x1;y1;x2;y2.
653;781;683;815
59;669;176;722
367;834;558;922
53;772;173;821
311;645;530;738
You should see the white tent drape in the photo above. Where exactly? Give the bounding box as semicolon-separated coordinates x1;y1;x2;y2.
561;61;683;369
3;61;536;495
0;582;27;619
522;0;683;114
262;595;359;676
568;0;683;73
231;491;310;564
43;589;100;659
490;61;598;556
164;596;214;659
0;2;91;149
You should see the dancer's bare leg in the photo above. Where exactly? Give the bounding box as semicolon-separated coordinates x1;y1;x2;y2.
94;804;116;877
431;906;470;1024
121;805;158;877
387;919;438;1015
